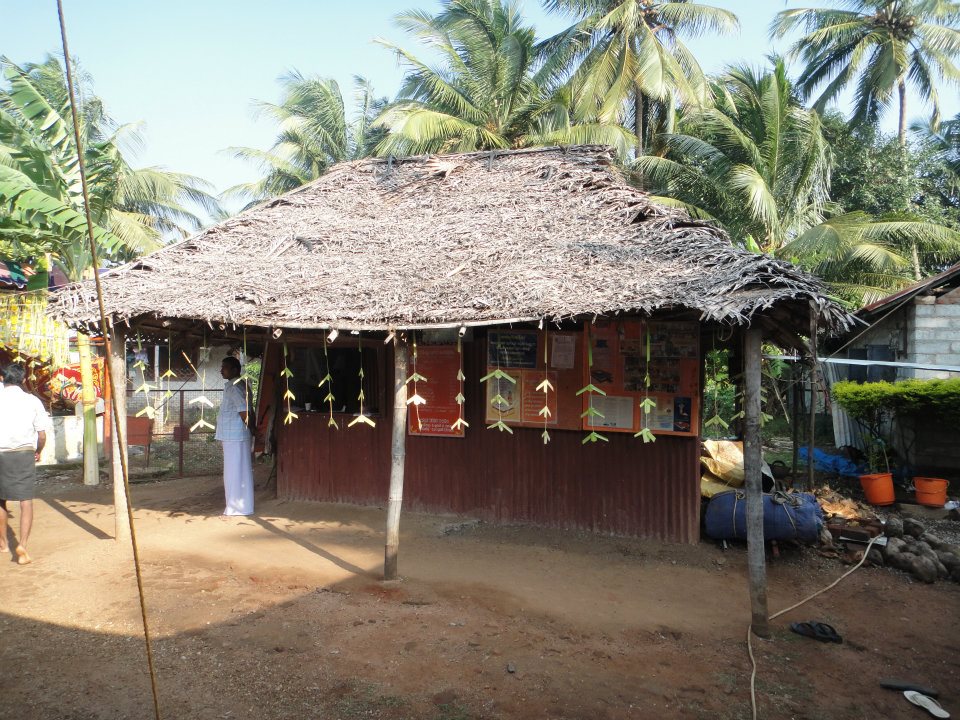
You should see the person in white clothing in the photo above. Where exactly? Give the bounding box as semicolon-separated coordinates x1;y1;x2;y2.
216;356;254;517
0;363;50;564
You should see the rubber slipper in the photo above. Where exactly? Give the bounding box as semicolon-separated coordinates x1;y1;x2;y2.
813;622;842;643
790;622;823;641
904;690;950;718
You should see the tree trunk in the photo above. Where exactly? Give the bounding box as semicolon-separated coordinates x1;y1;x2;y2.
108;328;130;543
384;336;409;581
898;79;907;147
911;242;922;281
634;88;644;156
77;332;100;486
743;326;769;638
807;310;818;492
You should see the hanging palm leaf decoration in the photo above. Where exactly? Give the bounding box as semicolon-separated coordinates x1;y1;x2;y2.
451;335;469;432
405;332;428;431
578;325;607;444
281;342;298;425
348;332;376;427
634;325;657;443
319;332;339;429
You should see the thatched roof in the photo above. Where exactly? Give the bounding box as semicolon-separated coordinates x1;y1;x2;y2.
50;145;854;336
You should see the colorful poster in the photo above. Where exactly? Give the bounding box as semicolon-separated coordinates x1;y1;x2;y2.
581;320;699;436
520;370;559;425
484;370;523;424
488;331;538;369
408;344;465;437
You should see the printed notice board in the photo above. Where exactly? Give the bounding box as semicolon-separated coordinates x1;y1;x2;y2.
484;330;581;431
582;320;699;436
408;344;465;437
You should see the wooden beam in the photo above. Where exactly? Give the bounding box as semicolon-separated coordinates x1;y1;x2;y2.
384;335;409;581
743;326;769;637
108;327;131;543
808;308;819;491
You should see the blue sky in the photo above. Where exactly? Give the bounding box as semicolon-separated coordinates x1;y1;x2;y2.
2;0;957;199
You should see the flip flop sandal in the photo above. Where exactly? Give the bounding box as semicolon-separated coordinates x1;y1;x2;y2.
904;690;950;718
789;622;824;641
813;622;843;643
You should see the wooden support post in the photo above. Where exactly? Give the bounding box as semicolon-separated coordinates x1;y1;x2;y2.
791;362;800;487
743;326;769;637
808;312;818;491
108;327;131;543
384;335;409;581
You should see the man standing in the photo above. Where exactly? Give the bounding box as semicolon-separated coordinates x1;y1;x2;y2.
216;356;254;517
0;363;50;564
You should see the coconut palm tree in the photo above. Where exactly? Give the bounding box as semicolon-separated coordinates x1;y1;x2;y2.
372;0;635;156
539;0;739;153
634;59;960;303
913;111;960;195
771;0;960;146
225;73;388;206
0;55;218;485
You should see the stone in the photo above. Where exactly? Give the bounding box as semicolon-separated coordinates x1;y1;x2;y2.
920;532;945;550
903;518;925;538
912;555;939;584
884;517;904;538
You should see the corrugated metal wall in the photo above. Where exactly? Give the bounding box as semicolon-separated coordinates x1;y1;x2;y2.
277;336;701;543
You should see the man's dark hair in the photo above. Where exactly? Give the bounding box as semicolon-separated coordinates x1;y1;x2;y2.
222;356;242;374
3;363;26;386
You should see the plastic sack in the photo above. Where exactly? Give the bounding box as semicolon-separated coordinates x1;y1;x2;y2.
704;490;824;543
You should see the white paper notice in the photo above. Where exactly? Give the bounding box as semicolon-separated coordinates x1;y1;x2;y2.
588;395;635;430
551;334;576;369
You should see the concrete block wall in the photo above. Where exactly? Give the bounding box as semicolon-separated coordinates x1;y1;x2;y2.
908;296;960;378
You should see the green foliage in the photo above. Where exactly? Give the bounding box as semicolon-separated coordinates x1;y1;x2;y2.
833;378;960;471
540;0;739;152
832;378;960;424
225;73;387;206
771;1;960;143
0;55;218;278
372;0;635;156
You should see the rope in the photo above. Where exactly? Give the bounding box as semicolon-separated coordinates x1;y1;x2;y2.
746;534;882;719
56;3;162;718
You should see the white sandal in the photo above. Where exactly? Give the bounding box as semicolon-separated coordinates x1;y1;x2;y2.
905;690;950;718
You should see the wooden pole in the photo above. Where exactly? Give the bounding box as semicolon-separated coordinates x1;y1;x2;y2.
384;335;409;581
108;328;131;543
791;362;799;487
743;326;769;637
808;311;818;491
77;332;100;486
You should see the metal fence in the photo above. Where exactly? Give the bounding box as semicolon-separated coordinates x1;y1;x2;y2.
125;388;224;477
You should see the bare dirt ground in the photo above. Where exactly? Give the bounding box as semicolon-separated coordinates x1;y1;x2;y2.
1;465;958;720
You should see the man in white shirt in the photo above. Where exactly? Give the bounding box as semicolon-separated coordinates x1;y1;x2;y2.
216;356;254;517
0;363;50;565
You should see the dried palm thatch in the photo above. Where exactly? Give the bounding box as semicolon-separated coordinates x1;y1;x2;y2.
49;145;854;337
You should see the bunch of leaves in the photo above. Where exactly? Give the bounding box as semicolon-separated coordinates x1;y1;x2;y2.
833;378;960;426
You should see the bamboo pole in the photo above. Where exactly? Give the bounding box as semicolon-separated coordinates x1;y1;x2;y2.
384;335;409;581
808;311;818;491
743;326;769;637
109;327;130;544
77;332;100;486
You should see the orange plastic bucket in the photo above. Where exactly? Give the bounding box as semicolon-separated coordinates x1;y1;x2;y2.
914;477;949;508
859;473;895;505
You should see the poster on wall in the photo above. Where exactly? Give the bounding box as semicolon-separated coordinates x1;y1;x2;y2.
488;331;539;369
581;320;700;436
408;344;465;437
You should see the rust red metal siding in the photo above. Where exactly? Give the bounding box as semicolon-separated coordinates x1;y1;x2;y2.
277;338;700;543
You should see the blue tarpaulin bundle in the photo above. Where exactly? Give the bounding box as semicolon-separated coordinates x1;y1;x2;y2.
704;490;824;543
798;447;864;477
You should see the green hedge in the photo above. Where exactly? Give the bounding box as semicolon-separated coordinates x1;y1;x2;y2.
832;378;960;424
